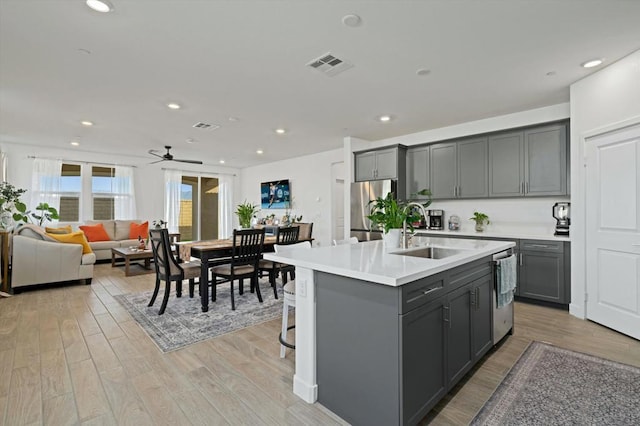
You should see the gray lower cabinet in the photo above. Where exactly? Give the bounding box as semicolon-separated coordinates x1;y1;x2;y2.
315;257;496;426
518;239;568;303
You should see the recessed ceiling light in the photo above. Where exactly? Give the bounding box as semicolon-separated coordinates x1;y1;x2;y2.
219;160;225;164
186;138;195;144
256;150;264;155
546;71;557;76
70;141;80;146
416;68;431;76
228;117;239;122
342;14;362;27
81;120;94;126
581;58;603;68
167;103;181;110
378;115;392;123
77;48;92;55
86;0;113;13
275;128;287;134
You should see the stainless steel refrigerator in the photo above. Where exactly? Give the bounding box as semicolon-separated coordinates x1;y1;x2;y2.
350;180;397;241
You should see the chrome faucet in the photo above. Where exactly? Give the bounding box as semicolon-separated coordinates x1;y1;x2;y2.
402;202;429;249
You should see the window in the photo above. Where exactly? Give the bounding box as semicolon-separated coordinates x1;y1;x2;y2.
59;164;81;222
53;163;136;222
92;166;116;220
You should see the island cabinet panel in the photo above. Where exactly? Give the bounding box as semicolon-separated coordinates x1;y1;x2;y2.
401;297;447;425
316;275;401;426
472;275;494;360
315;255;496;426
446;285;473;385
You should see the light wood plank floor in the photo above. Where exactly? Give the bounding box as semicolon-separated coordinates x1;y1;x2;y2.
1;264;639;425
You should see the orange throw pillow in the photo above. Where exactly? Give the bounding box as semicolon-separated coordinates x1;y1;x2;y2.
129;221;149;239
45;225;72;234
79;223;111;242
46;231;93;254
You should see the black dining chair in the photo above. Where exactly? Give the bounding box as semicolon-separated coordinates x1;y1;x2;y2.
211;228;265;310
258;225;300;298
148;228;201;315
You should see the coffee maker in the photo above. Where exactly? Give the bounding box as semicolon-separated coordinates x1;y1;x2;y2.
427;209;445;230
552;202;570;236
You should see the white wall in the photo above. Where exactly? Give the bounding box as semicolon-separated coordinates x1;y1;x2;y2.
239;149;344;247
346;104;571;231
569;49;640;318
0;142;240;232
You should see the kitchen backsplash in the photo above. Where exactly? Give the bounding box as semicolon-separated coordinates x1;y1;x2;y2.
426;196;570;232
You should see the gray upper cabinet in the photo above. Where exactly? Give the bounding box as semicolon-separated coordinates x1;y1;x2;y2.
354;151;378;181
489;131;524;197
354;146;405;182
457;137;488;198
430;138;488;200
430;142;457;199
488;123;568;197
406;146;430;200
524;124;567;196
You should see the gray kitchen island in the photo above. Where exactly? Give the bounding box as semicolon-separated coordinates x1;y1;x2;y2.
263;236;515;426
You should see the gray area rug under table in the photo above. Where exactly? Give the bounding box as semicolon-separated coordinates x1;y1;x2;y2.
114;279;286;353
471;341;640;425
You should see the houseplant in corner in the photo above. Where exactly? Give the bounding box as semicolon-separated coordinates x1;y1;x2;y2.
470;211;490;232
367;189;431;247
235;200;258;229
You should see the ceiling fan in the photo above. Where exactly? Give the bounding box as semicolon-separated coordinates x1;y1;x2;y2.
148;145;203;165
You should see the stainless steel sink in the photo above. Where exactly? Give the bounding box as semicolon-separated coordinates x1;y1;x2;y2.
391;246;465;259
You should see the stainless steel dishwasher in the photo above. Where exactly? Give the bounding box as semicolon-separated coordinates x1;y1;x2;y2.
493;249;516;344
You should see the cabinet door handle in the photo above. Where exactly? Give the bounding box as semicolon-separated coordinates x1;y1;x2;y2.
421;287;440;296
525;182;529;193
521;182;524;193
527;244;549;248
470;289;475;307
519;252;523;266
443;306;450;328
475;288;480;310
457;186;461;197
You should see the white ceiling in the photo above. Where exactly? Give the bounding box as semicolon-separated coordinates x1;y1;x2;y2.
1;0;639;168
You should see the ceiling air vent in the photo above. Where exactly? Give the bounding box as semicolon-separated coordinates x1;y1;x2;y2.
192;122;220;130
307;52;353;77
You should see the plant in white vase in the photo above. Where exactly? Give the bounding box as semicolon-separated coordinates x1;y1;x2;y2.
367;189;431;247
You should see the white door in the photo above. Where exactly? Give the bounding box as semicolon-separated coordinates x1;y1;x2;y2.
585;123;640;340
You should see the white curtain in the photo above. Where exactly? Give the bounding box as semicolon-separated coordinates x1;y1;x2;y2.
31;158;62;213
218;174;234;238
113;166;136;219
164;170;182;233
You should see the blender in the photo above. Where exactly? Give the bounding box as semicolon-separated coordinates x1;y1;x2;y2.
552;202;570;236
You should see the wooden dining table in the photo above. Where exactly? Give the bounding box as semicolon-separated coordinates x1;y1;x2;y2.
177;236;307;312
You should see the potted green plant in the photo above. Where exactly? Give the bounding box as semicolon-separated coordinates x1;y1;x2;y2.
13;202;60;227
235;200;258;229
470;211;490;232
0;182;27;229
367;189;431;247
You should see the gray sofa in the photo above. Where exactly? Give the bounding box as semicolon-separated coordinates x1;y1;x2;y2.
80;220;145;261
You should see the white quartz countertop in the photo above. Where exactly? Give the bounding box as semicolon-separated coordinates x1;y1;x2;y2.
413;223;570;242
263;236;515;287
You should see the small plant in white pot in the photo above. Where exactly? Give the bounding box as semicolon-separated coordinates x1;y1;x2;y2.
470;211;490;232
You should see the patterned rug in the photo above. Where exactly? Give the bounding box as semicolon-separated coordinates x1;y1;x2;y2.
114;279;286;353
471;341;640;425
